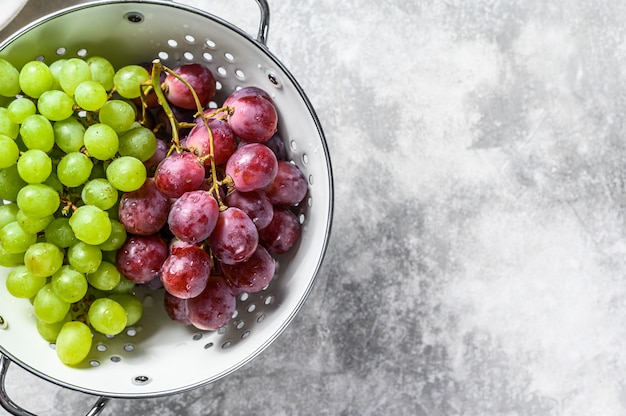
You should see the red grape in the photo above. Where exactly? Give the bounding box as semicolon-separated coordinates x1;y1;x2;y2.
223;86;273;107
222;245;275;294
154;151;205;198
186;118;237;166
258;208;301;254
160;243;211;299
225;143;278;192
116;234;169;284
225;189;273;230
144;138;168;174
264;161;308;206
155;104;196;139
228;95;278;143
118;178;170;235
261;133;288;160
209;207;258;265
187;276;236;330
168;190;219;244
164;291;191;325
163;63;216;110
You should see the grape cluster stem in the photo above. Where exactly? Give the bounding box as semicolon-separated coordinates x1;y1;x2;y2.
143;60;233;211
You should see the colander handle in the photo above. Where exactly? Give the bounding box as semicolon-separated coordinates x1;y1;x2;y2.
0;354;110;416
254;0;271;45
171;0;271;45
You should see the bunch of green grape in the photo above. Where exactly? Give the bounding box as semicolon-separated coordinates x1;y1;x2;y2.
0;56;155;366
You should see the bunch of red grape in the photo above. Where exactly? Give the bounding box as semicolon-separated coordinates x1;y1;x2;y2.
116;62;309;331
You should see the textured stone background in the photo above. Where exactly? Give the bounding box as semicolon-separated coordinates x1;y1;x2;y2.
3;0;626;414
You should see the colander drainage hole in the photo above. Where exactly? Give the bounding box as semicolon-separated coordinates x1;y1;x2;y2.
133;375;151;386
266;71;282;87
124;12;144;23
0;315;6;329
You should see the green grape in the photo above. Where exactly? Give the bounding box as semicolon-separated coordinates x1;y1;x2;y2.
86;260;120;291
98;219;126;251
0;107;19;139
48;59;66;91
109;293;143;326
16;183;60;217
19;60;53;98
45;217;78;248
0;241;25;267
20;114;55;151
0;58;21;97
0;165;27;201
53;117;85;153
37;313;71;343
106;156;147;192
101;249;117;264
89;160;106;180
56;321;93;366
81;178;118;210
44;172;64;193
0;221;37;253
51;265;88;303
0;204;19;229
74;80;107;111
37;89;75;121
0;96;11;108
17;149;52;183
24;242;64;277
113;65;150;99
107;200;120;221
59;58;92;95
84;123;119;160
86;56;115;91
119;126;157;161
68;204;112;245
7;97;36;124
16;210;53;233
67;241;102;273
33;283;70;324
87;297;127;335
6;265;47;298
0;135;19;169
110;275;135;294
98;100;136;133
57;152;93;187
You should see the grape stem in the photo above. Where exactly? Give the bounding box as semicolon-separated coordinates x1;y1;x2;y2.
59;196;79;216
146;60;232;210
146;60;182;149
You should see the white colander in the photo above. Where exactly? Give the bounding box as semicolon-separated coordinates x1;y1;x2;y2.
0;1;333;414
